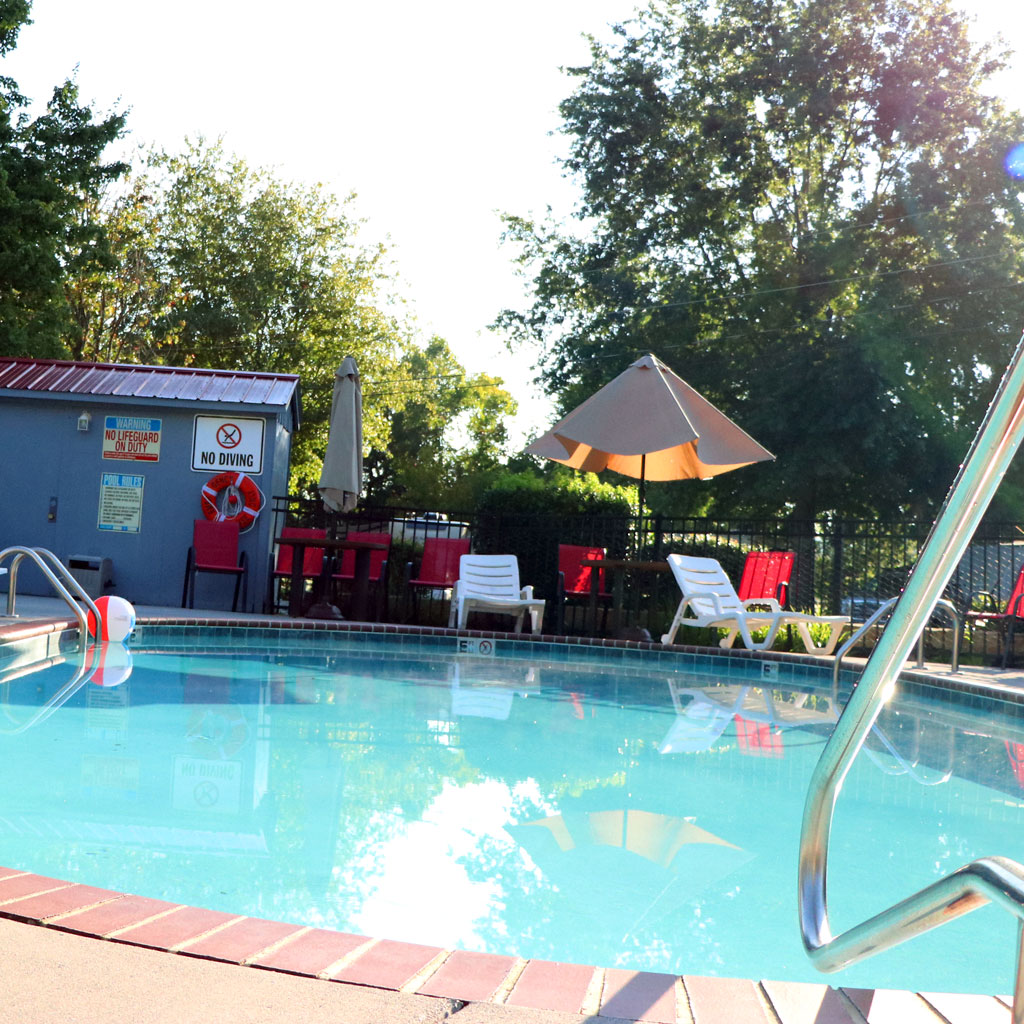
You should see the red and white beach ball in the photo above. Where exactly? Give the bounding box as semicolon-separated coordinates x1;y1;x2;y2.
88;642;134;687
87;596;136;643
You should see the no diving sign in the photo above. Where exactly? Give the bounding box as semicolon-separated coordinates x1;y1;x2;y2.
192;415;265;474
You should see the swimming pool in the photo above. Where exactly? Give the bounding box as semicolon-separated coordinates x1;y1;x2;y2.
0;625;1021;997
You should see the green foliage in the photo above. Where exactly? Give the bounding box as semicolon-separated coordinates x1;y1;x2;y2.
0;2;127;357
65;142;517;497
476;467;635;518
499;0;1024;521
363;335;517;510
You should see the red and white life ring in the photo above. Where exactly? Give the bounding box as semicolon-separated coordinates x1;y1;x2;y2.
201;472;262;531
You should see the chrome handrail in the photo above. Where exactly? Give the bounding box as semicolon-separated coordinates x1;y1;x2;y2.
832;596;961;692
799;329;1024;1021
0;546;101;648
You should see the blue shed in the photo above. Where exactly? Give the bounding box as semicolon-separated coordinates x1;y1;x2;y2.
0;358;300;611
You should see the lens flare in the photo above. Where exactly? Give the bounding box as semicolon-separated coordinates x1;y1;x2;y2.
1006;143;1024;180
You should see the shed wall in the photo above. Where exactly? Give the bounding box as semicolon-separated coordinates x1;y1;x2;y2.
0;394;290;611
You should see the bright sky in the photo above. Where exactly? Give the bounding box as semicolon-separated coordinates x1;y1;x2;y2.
3;0;1023;445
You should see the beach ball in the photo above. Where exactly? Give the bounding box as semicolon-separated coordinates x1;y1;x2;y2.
89;642;134;687
87;595;136;643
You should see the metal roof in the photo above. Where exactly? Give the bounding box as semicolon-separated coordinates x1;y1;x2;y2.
0;358;301;421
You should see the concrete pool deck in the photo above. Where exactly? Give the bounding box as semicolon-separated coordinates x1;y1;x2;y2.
0;598;1020;1023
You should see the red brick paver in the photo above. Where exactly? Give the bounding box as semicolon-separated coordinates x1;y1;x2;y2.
112;905;240;950
0;873;72;903
0;883;120;922
507;959;595;1014
330;938;445;990
919;991;1012;1024
601;968;678;1023
180;916;305;963
54;894;182;937
251;927;370;976
762;979;863;1024
844;987;946;1023
417;950;518;1002
685;975;774;1024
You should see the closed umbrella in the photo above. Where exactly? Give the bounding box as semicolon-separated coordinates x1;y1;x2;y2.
319;357;363;513
525;353;773;514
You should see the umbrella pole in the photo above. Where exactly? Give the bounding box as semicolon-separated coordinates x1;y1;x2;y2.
637;455;647;556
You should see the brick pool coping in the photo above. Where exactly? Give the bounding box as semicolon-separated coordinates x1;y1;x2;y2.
0;614;1017;1023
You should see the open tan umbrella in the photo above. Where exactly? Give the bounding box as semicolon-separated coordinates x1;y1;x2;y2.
318;356;363;513
525;353;773;512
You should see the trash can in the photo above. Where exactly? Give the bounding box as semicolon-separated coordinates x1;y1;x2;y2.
67;554;114;599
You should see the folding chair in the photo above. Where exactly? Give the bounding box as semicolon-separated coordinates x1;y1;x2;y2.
404;536;470;622
181;519;248;611
331;530;391;620
554;544;611;635
270;526;326;613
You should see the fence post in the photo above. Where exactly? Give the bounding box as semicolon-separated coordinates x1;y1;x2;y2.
830;518;844;616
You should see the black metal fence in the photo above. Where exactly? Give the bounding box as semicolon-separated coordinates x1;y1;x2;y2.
270;495;1024;657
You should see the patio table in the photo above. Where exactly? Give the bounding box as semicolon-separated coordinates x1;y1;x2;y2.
276;535;388;620
586;558;669;636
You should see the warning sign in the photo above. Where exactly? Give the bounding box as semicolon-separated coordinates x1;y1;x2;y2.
98;473;144;533
192;415;264;474
103;416;162;462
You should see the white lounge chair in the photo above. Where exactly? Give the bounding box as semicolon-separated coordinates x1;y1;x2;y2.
449;554;545;634
660;554;849;654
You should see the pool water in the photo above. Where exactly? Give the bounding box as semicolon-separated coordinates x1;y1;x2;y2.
1;629;1022;996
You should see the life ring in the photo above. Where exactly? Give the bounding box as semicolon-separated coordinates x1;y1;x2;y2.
201;472;262;531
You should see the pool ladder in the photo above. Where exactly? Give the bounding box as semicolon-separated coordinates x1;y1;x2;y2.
800;329;1024;1022
0;546;101;651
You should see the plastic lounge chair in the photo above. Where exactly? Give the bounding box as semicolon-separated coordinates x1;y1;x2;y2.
181;519;248;611
721;549;797;647
270;526;326;613
964;562;1024;668
403;536;470;621
449;554;545;634
660;554;848;654
554;544;612;634
331;530;391;620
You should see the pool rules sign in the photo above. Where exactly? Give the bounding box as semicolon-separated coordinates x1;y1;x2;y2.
191;415;265;474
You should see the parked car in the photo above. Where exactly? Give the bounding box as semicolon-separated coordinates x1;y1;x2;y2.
389;513;469;544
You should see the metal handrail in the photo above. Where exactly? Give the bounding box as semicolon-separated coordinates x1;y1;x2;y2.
799;329;1024;1023
832;596;962;691
0;546;101;648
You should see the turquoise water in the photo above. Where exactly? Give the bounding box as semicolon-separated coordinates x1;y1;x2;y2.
1;629;1022;995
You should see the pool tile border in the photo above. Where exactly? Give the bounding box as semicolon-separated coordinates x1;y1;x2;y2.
0;870;1011;1023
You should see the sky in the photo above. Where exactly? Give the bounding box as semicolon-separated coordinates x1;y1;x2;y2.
3;0;1023;446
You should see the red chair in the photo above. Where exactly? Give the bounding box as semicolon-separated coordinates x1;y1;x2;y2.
403;537;470;622
271;527;327;613
555;544;611;635
181;519;248;611
737;551;795;609
966;563;1024;668
331;531;391;620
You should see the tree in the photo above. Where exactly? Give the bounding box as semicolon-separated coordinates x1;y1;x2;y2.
70;140;411;492
71;142;518;497
362;336;517;509
0;1;127;357
499;0;1024;520
64;176;182;364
